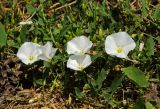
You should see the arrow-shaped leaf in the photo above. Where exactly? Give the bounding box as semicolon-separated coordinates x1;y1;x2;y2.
122;67;149;88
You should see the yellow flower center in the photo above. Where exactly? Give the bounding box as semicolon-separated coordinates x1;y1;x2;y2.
80;50;86;54
78;64;84;71
28;55;35;61
116;48;124;53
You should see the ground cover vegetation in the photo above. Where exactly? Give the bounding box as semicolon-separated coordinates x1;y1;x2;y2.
0;0;160;108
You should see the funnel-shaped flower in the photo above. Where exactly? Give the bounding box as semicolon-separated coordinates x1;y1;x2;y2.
39;42;57;61
17;42;42;65
67;55;92;71
67;36;93;55
105;32;136;58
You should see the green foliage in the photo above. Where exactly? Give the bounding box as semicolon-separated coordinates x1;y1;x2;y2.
132;99;145;109
91;69;108;90
19;26;27;43
60;24;72;38
104;74;125;102
133;100;156;109
141;0;149;17
26;4;37;14
0;22;7;47
153;6;160;20
145;36;155;57
145;101;156;109
121;0;131;14
75;87;85;100
156;64;160;81
0;0;160;108
122;67;148;88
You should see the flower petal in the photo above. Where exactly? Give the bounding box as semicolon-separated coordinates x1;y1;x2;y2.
67;36;93;55
39;42;57;61
123;42;136;55
114;52;127;58
67;57;80;71
105;35;117;54
67;42;81;54
105;32;136;58
81;55;92;68
17;53;30;65
17;42;42;65
17;42;40;56
111;32;135;47
67;55;92;71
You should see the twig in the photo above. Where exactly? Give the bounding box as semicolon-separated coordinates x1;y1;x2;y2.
53;0;77;12
83;100;106;108
125;57;140;64
149;79;159;83
4;51;16;56
50;2;60;9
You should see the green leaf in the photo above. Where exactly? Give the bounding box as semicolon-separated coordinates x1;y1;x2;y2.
156;64;160;80
59;24;72;37
99;5;107;17
35;79;43;85
153;6;160;20
95;69;108;90
122;0;131;14
38;18;45;26
0;22;7;47
43;61;51;68
59;0;66;5
91;69;108;90
109;74;125;93
104;74;125;102
39;0;45;4
52;55;66;65
19;25;27;43
132;98;145;109
146;36;155;57
75;87;84;100
141;0;149;17
122;67;149;88
145;101;155;109
7;39;19;48
26;4;37;14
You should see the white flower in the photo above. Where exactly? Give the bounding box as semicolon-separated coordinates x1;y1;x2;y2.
67;55;92;71
39;42;57;61
105;32;136;58
67;36;93;55
17;42;42;65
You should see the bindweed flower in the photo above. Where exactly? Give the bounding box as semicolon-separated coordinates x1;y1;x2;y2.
17;42;42;65
39;42;57;61
105;32;136;58
67;55;92;71
67;36;93;55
